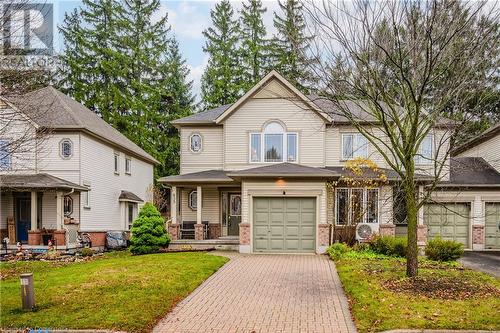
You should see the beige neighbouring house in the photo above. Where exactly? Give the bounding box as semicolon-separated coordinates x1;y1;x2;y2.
0;87;157;250
160;70;500;253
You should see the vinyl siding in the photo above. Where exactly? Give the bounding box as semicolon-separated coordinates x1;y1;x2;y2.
179;187;220;224
38;133;81;183
223;98;326;170
0;192;13;229
79;133;154;231
457;134;500;173
180;127;223;174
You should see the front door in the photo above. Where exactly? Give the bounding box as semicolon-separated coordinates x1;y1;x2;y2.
16;197;31;243
228;194;241;236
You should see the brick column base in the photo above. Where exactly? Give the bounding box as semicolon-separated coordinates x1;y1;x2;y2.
318;224;330;246
417;225;427;244
208;223;221;239
168;224;180;240
239;223;251;253
194;224;204;240
379;224;396;237
53;230;66;246
472;225;485;250
28;230;42;245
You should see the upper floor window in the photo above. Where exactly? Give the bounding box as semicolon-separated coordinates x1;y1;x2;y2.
342;133;368;160
0;139;11;170
250;121;298;163
415;134;434;165
114;152;120;174
190;133;202;153
125;157;131;174
60;139;73;159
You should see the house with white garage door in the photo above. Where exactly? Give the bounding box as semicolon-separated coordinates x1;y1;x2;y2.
0;87;157;250
160;70;500;253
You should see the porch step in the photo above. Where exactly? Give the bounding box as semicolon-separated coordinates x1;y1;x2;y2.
170;238;239;251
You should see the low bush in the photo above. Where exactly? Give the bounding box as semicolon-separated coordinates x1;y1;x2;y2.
425;237;464;261
370;235;407;257
80;247;94;257
130;203;171;255
327;243;350;260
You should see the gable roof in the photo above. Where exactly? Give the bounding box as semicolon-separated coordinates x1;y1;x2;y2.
7;87;158;165
452;123;500;156
444;157;500;186
158;169;236;184
170;104;231;126
227;163;339;178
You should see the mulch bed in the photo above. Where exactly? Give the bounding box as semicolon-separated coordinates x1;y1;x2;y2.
383;275;500;300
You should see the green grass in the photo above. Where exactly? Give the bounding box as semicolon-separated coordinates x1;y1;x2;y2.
335;254;500;333
0;251;228;332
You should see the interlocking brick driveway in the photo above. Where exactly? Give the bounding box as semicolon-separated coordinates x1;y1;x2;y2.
154;253;357;333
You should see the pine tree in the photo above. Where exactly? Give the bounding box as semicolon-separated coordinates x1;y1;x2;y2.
239;0;268;90
59;0;194;178
201;0;242;109
271;0;316;92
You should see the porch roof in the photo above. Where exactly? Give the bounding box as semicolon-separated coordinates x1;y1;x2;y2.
324;166;432;182
227;163;339;178
158;170;237;185
0;173;88;191
119;190;143;202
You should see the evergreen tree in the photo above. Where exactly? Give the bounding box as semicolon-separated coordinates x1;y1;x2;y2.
59;0;194;178
239;0;268;90
271;0;316;92
201;0;242;109
130;203;170;255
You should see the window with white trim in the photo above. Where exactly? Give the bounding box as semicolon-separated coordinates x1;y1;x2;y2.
0;139;11;170
125;157;131;174
415;134;434;164
60;139;73;159
64;196;73;217
114;152;120;174
127;202;136;230
83;190;90;208
249;121;298;163
335;188;379;225
190;133;202;152
188;190;197;210
342;133;368;160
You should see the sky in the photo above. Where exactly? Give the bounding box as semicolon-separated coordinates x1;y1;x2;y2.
52;0;282;100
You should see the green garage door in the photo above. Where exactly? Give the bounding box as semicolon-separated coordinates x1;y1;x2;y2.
485;203;500;249
424;203;470;247
253;197;316;253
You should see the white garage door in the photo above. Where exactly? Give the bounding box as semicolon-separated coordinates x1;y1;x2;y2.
424;203;470;247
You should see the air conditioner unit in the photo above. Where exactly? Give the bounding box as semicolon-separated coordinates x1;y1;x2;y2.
356;223;379;241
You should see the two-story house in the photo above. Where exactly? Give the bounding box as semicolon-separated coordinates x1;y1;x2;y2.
0;87;157;249
160;71;500;253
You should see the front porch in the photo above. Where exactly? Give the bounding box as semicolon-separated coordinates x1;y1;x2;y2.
0;173;88;249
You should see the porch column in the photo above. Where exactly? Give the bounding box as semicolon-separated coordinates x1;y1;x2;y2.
168;186;180;240
194;186;204;240
170;186;177;224
417;185;427;245
30;191;37;230
472;195;485;250
56;191;64;229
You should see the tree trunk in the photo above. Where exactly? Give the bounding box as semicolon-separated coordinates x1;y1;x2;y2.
405;182;419;277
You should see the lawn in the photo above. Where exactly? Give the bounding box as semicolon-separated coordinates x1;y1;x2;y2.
335;253;500;333
0;251;228;332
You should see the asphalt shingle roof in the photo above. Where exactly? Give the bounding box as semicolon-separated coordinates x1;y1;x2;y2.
227;163;339;178
158;170;236;184
445;157;500;186
0;173;88;191
7;87;158;164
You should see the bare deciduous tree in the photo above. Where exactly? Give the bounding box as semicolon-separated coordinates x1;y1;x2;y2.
305;0;499;276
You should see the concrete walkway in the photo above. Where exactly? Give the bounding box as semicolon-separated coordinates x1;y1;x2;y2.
154;253;357;333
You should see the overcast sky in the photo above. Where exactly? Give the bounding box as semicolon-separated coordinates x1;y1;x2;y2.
53;0;282;100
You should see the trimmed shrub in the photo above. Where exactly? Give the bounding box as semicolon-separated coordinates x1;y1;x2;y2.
130;203;171;255
80;247;94;257
369;235;407;257
425;237;464;261
327;243;350;261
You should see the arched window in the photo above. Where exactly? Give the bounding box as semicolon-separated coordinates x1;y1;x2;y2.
60;139;73;159
190;133;202;153
249;121;297;163
64;196;73;216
